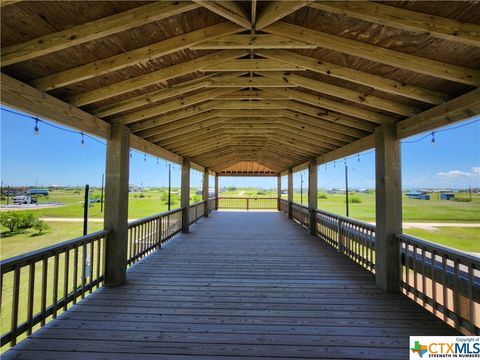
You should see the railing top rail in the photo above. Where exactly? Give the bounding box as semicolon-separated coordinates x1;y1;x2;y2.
0;229;109;273
291;201;309;209
190;200;206;206
398;233;480;266
127;207;183;227
218;197;278;199
315;208;376;231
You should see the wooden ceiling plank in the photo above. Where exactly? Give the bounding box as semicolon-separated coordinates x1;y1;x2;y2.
255;1;313;30
1;1;200;66
191;34;316;50
310;1;480;47
257;49;448;105
193;0;251;29
263;87;393;125
207;76;297;88
31;22;243;91
258;71;419;116
264;22;480;85
69;50;248;107
112;88;240;125
214;89;288;100
201;59;305;72
93;72;244;118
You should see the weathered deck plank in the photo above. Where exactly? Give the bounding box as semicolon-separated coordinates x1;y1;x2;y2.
4;211;456;359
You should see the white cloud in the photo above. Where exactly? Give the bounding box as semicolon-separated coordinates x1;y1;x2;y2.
437;167;480;178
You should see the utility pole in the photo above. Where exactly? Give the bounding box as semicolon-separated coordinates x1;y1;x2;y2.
100;173;104;213
345;163;349;217
83;184;89;235
6;186;9;205
168;163;171;211
300;173;304;205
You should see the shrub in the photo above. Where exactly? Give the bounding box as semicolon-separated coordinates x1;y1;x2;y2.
452;197;471;202
0;212;38;232
139;193;145;198
347;196;362;204
318;193;328;199
33;219;50;235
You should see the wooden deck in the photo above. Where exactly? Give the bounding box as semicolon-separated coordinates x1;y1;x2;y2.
4;211;456;360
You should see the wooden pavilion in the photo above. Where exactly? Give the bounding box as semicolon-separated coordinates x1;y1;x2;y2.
1;1;479;358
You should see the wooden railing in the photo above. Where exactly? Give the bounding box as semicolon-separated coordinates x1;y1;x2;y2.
398;234;480;335
189;201;206;225
218;197;277;210
279;197;288;214
208;197;216;212
291;202;310;229
0;230;108;348
127;208;182;266
315;209;376;273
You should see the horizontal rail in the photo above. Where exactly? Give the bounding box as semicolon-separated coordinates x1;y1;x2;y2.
189;201;206;225
218;197;278;210
1;230;109;348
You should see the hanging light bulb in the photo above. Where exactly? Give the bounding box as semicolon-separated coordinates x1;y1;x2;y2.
33;118;40;135
357;154;360;162
431;132;436;145
334;161;336;168
129;151;132;159
144;153;147;162
80;132;85;147
156;157;159;164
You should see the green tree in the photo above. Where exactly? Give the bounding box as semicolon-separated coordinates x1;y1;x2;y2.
33;219;50;235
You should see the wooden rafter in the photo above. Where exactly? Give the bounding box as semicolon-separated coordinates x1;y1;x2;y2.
191;34;316;50
1;1;200;66
255;1;313;30
201;59;305;72
193;0;251;29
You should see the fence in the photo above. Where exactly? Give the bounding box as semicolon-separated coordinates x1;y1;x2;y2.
218;197;277;210
0;230;108;347
280;198;478;334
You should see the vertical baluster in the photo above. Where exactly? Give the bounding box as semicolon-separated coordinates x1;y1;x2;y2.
89;240;94;293
63;249;70;310
52;253;59;318
413;244;418;302
133;226;137;262
431;249;437;316
40;258;48;326
405;241;410;294
442;256;448;322
27;263;35;336
73;246;78;304
10;266;20;346
453;259;460;331
96;238;101;288
81;243;86;299
421;247;426;307
468;264;474;334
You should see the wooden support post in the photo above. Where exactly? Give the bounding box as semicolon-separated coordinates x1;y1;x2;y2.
287;168;293;219
104;124;130;287
277;174;281;211
203;167;209;217
215;174;219;210
308;158;318;235
375;124;402;292
181;157;190;233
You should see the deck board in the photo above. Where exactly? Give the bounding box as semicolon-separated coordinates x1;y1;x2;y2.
4;211;457;359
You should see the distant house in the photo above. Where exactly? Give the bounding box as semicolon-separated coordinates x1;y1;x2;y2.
29;189;49;196
356;189;369;194
406;191;430;200
440;193;455;200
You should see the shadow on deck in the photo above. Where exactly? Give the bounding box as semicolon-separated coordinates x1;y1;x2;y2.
4;211;456;359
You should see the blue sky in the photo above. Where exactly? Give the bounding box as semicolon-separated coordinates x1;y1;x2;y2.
1;106;479;190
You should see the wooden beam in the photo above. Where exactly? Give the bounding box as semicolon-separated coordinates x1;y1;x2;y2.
208;76;297;88
214;89;288;100
258;71;419;116
193;0;251;29
263;87;393;125
257;49;448;105
214;109;285;117
310;1;480;47
287;168;293;217
0;0;23;7
202;59;305;72
69;50;248;107
397;88;480;139
104;124;130;287
146;117;224;142
31;22;243;91
0;73;185;165
191;34;316;49
1;1;200;66
255;1;313;30
375;124;402;292
203;167;210;217
212;99;290;110
316;134;375;166
112;88;239;125
93;72;244;118
264;22;480;85
308;157;317;235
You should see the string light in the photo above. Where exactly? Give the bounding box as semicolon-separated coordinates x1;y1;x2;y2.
333;160;336;168
129;151;132;159
33;118;39;135
357;154;360;162
80;132;85;147
144;153;147;162
431;132;436;145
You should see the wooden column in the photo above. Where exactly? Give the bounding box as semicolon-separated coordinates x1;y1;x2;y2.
104;124;130;287
203;168;209;217
215;174;219;210
287;168;293;218
181;157;190;233
375;124;402;292
308;158;318;235
277;174;281;211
